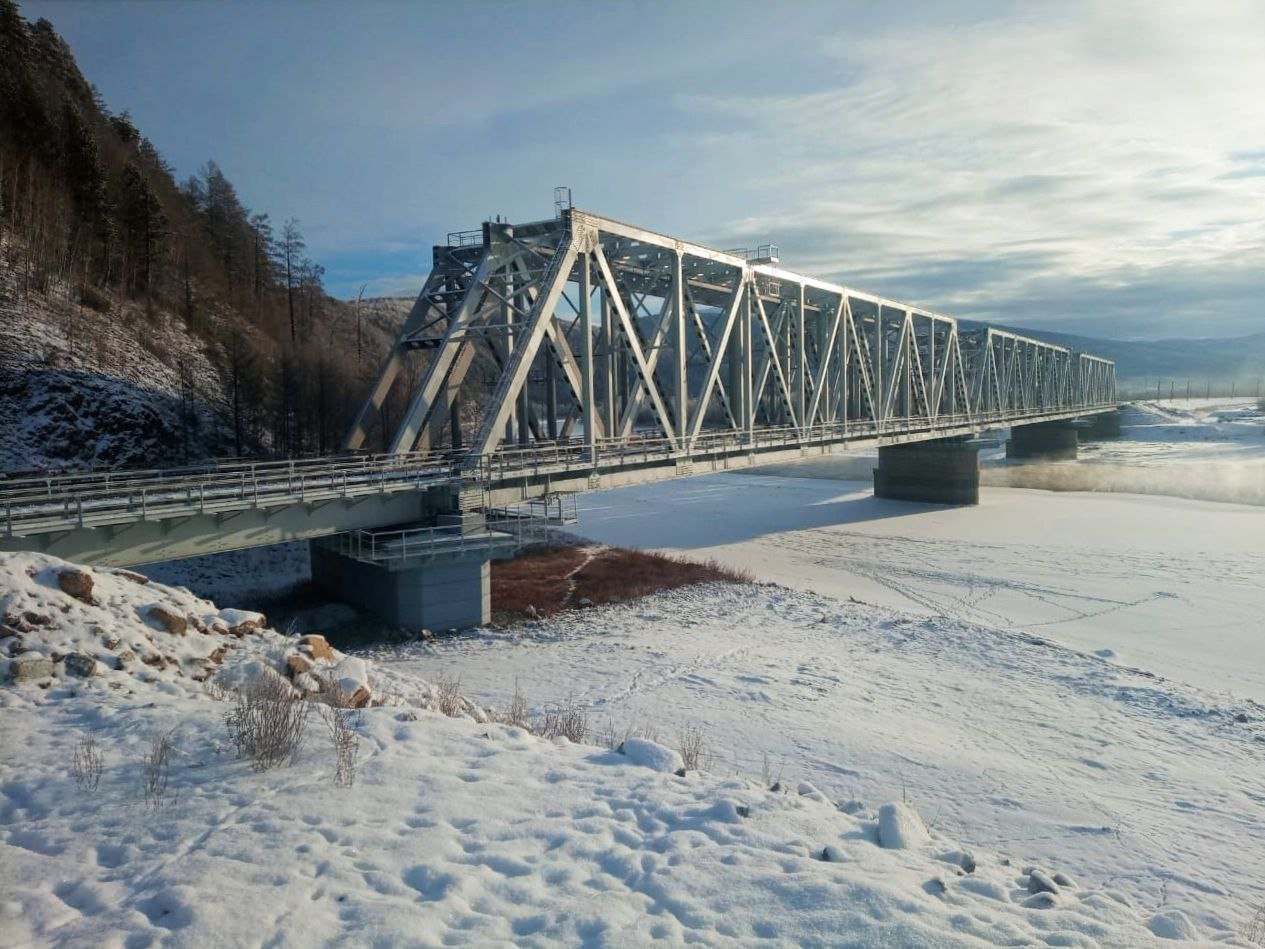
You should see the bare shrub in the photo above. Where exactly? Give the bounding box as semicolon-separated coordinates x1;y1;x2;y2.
435;674;464;718
204;679;227;702
1246;900;1265;945
492;545;753;620
538;697;589;743
596;717;659;751
142;728;175;810
225;676;310;771
678;725;707;772
761;752;783;790
71;731;103;791
492;679;531;730
319;705;361;788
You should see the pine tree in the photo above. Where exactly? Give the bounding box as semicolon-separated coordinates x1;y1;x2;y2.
277;218;305;343
118;161;166;291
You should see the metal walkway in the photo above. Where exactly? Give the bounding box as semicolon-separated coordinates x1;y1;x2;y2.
0;205;1117;565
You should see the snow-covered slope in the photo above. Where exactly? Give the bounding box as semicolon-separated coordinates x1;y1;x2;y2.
0;553;1205;947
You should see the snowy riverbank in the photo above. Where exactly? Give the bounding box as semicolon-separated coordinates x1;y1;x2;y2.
4;554;1255;945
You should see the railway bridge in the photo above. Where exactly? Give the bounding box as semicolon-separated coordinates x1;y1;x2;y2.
1;204;1120;629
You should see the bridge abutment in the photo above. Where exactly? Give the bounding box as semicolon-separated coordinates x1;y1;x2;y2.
1006;421;1079;460
873;438;980;505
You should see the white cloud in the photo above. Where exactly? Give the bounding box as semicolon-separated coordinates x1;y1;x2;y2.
678;0;1265;336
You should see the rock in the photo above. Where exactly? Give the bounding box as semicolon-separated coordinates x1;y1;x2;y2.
876;802;929;850
115;649;136;667
1234;712;1250;723
1051;871;1076;888
329;656;370;707
286;653;314;677
23;611;52;627
11;651;54;681
1027;869;1060;895
219;609;265;636
147;604;187;636
142;653;167;668
1022;892;1058;910
838;799;866;815
103;635;121;650
960;852;977;874
820;845;845;862
418;628;436;642
525;605;538;619
63;653;101;677
617;737;685;774
0;624;20;639
114;568;149;585
56;567;95;603
298;634;335;662
577;597;593;607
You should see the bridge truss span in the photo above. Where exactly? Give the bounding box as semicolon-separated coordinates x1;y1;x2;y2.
349;208;1117;466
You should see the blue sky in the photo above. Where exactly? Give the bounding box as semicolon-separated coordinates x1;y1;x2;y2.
24;0;1265;339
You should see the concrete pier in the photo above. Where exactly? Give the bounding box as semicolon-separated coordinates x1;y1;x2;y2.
310;520;515;631
1083;409;1123;440
873;438;980;505
1007;420;1078;460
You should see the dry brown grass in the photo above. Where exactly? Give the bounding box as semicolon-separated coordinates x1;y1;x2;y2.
491;544;751;621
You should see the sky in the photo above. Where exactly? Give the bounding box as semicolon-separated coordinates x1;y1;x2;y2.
23;0;1265;340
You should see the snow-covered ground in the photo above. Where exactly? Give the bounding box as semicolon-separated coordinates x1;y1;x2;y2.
7;401;1264;945
2;554;1193;947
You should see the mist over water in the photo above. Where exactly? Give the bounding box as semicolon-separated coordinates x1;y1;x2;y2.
981;460;1265;506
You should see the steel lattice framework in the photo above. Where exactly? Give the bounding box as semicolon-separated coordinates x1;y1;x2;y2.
348;208;1116;465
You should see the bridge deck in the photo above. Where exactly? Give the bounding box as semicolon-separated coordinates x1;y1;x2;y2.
1;404;1113;562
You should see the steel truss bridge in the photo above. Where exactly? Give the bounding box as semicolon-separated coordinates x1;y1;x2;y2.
0;206;1116;567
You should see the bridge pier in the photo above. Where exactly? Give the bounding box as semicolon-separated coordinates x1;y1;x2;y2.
1082;409;1123;440
873;437;980;505
310;516;510;632
1006;420;1079;461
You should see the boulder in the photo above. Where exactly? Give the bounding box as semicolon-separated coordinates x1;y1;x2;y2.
298;634;335;663
114;569;149;585
218;609;265;636
56;567;95;603
64;653;101;677
147;604;187;636
286;653;314;677
11;652;55;682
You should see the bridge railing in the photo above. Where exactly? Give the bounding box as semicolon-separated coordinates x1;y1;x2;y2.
2;401;1117;538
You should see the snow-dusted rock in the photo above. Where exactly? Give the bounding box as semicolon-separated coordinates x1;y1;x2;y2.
146;604;187;636
1028;868;1060;894
877;802;929;850
11;651;54;682
330;656;371;707
298;634;335;662
56;567;94;603
618;737;685;774
63;653;101;677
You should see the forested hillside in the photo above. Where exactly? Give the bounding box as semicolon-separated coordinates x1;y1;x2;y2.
0;0;410;472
